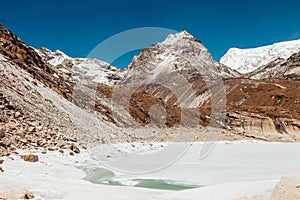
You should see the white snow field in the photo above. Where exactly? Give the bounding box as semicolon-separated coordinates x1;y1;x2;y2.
1;141;300;199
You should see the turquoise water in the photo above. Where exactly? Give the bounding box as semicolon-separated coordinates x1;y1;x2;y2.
133;179;199;190
81;167;200;191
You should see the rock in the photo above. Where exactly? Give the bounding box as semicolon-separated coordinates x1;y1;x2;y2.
14;111;21;118
270;175;300;200
27;126;36;133
59;149;64;154
47;147;55;151
19;138;27;144
69;151;74;156
0;167;3;172
0;141;7;148
27;121;39;127
0;189;34;199
0;146;8;157
0;127;5;138
20;154;39;162
0;158;3;164
70;143;80;154
5;139;12;148
56;140;66;148
24;191;34;199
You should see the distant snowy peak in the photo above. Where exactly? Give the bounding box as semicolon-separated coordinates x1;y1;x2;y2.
220;39;300;74
36;48;125;85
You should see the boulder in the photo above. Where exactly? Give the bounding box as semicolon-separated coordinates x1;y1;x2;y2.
24;191;34;199
0;147;8;157
0;127;5;138
0;189;34;199
27;126;36;133
20;154;39;162
70;143;80;154
270;175;300;200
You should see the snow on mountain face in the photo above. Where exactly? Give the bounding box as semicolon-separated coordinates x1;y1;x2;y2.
121;31;233;109
128;30;239;80
36;48;125;86
248;51;300;80
35;31;239;89
220;39;300;74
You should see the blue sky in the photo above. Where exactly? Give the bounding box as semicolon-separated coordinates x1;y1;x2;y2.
1;0;300;68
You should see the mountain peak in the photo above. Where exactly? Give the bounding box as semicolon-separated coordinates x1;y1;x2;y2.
220;39;300;74
128;30;212;71
161;30;200;46
169;30;194;39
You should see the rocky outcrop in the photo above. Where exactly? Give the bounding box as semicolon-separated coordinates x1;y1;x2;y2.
221;79;300;142
236;175;300;200
0;24;74;101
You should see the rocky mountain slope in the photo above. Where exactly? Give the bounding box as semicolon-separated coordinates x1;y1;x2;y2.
248;51;300;80
1;21;300;162
0;24;134;162
0;53;82;157
111;31;237;128
221;78;300;141
220;39;300;74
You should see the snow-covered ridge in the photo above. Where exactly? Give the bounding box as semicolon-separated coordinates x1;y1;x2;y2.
35;48;125;85
36;31;239;88
220;39;300;74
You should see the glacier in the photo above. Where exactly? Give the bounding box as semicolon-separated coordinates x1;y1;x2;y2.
220;39;300;74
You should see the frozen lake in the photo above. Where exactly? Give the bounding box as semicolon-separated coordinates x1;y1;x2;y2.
85;141;300;188
2;141;299;199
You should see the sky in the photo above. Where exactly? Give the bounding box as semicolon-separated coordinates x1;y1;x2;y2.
1;0;300;68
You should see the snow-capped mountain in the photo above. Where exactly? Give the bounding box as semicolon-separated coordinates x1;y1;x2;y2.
128;30;240;79
123;30;237;109
36;48;125;86
220;39;300;74
37;31;239;92
2;21;300;143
